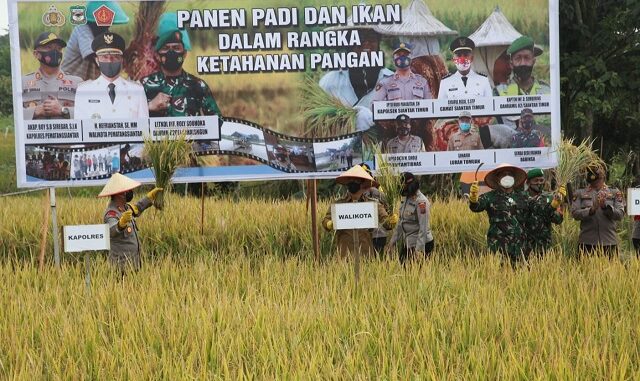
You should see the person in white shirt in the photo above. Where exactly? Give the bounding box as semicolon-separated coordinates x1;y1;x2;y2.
438;37;493;100
74;32;148;120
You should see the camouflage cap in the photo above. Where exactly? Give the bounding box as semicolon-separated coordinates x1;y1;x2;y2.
396;114;411;123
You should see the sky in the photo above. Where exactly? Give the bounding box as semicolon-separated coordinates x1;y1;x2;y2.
1;1;8;35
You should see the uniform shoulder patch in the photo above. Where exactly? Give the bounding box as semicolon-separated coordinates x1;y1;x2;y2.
375;83;382;91
476;72;487;77
418;201;427;214
105;210;117;218
442;72;453;79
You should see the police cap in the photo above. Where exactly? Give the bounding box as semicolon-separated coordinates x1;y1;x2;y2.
396;114;411;123
392;42;412;55
92;32;126;54
521;108;534;117
450;36;475;53
34;32;66;49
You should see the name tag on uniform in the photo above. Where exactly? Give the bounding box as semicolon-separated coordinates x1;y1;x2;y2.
88;99;100;103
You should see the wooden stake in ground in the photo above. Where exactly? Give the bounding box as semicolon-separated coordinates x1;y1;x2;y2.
200;182;205;235
309;179;320;261
38;189;50;271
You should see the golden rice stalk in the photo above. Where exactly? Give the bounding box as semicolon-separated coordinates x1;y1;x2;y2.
301;77;358;138
143;131;192;210
370;144;403;214
554;137;604;187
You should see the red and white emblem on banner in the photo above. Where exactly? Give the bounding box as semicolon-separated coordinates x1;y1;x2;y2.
93;5;115;27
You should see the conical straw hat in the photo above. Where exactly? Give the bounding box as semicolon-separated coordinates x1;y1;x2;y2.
97;173;141;197
485;163;527;190
336;165;376;187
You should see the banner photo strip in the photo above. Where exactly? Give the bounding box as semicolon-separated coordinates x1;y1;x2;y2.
8;0;560;187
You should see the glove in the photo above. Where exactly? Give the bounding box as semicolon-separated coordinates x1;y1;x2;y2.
551;185;566;209
387;213;399;228
146;187;163;201
323;219;333;231
469;181;479;203
126;203;140;216
117;210;133;229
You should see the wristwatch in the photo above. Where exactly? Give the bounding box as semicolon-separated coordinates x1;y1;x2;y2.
61;107;70;118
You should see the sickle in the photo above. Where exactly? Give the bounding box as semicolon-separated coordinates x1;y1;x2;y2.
474;162;484;181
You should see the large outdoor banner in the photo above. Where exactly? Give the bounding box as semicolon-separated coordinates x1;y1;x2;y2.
9;0;560;187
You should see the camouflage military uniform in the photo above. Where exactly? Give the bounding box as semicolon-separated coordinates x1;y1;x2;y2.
511;129;544;148
525;192;563;253
103;197;153;272
141;71;221;117
22;69;82;119
323;193;390;258
496;78;550;96
470;189;530;262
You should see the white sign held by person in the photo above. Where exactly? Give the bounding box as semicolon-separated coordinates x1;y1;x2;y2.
63;224;110;252
331;202;378;230
627;189;640;216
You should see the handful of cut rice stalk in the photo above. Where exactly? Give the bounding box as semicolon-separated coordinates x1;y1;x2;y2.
554;137;603;187
370;143;403;214
301;77;358;138
143;131;193;210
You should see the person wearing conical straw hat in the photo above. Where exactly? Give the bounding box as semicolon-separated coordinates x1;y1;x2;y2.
322;165;398;258
99;173;162;273
468;163;531;266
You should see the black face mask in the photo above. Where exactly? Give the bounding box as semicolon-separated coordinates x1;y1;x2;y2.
125;190;134;202
98;61;122;78
513;65;533;80
401;181;419;197
159;50;185;71
528;184;542;193
38;50;62;67
521;120;534;130
346;181;362;194
397;127;410;137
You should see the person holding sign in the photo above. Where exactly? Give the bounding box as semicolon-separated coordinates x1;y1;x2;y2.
99;173;162;273
438;37;493;100
446;111;483;151
22;32;83;120
524;168;565;255
141;13;222;118
469;164;530;266
386;114;426;153
496;36;550;96
390;172;434;264
510;108;545;148
372;42;432;101
74;32;149;120
322;165;398;258
570;165;625;257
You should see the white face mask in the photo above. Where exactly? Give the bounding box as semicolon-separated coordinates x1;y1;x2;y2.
500;175;515;189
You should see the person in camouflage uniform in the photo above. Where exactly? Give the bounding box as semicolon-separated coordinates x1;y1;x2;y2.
524;168;566;255
511;108;545;148
469;164;531;265
141;13;221;118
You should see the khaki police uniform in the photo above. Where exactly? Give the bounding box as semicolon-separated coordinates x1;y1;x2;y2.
75;76;149;119
22;69;82;120
386;135;425;153
437;70;493;100
391;190;433;249
104;197;153;271
372;72;432;101
570;185;625;246
447;130;482;151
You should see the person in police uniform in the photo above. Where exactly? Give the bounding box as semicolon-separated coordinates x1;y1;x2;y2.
141;13;222;118
99;173;162;273
570;165;625;257
511;108;545;148
322;165;398;258
74;32;149;120
386;114;425;153
372;42;432;101
390;172;434;264
22;32;83;120
438;37;493;100
447;110;483;151
496;36;550;96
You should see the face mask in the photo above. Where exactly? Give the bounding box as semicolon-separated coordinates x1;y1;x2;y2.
346;181;362;194
528;184;542;193
98;61;122;78
38;50;62;67
459;122;471;132
159;50;185;71
397;126;410;136
513;65;533;80
521;120;534;130
401;182;419;197
500;175;515;189
454;57;471;72
125;190;134;202
394;55;411;69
